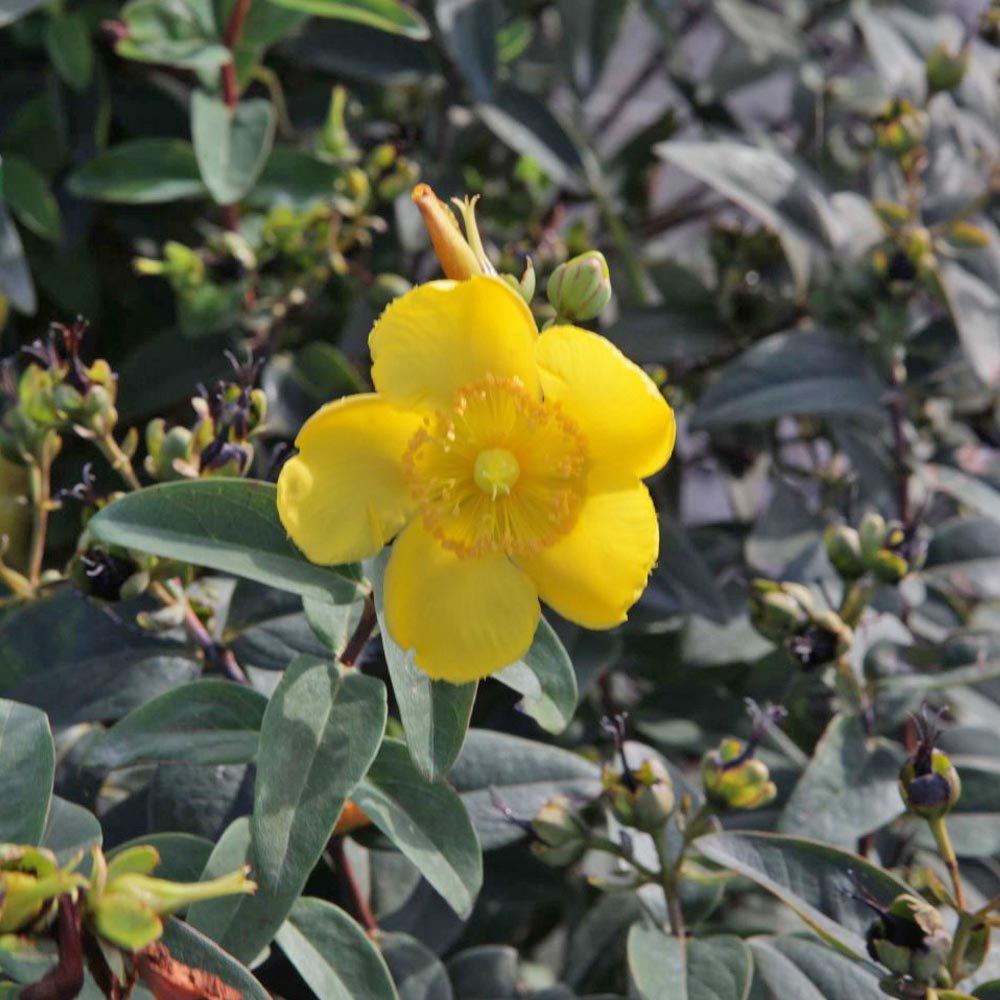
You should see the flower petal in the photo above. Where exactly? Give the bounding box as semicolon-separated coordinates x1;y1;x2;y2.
517;472;658;629
277;394;422;565
535;325;675;479
385;519;540;682
370;276;539;411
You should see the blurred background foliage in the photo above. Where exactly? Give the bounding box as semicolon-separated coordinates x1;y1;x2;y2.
9;0;1000;998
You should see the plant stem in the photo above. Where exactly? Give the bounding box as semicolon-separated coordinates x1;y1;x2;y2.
887;346;910;525
928;815;966;912
654;830;686;943
329;837;379;935
26;435;56;587
340;591;377;668
96;433;141;491
221;0;251;110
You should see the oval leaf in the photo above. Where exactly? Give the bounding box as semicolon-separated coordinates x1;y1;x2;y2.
68;139;207;203
265;0;429;38
88;479;361;605
0;698;54;843
276;897;397;1000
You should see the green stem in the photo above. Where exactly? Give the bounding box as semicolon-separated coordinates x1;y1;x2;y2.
26;435;56;588
655;829;685;943
96;433;141;491
928;815;966;913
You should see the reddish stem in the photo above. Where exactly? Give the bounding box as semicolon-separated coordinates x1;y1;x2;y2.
221;0;252;109
340;593;377;668
330;837;380;934
21;897;84;1000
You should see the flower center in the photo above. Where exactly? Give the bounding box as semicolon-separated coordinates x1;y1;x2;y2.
402;375;588;558
473;448;520;499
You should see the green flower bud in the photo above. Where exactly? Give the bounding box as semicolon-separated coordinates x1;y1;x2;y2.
249;388;268;429
943;220;990;249
530;796;588;867
873;201;911;228
926;43;969;93
899;708;961;820
874;99;930;158
547;251;611;322
146;426;194;482
748;579;813;642
866;894;951;986
603;758;676;832
825;525;865;578
860;511;889;563
871;549;909;584
701;738;777;811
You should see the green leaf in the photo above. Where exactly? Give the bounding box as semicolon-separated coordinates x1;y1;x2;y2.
750;936;882;1000
109;833;214;883
974;982;1000;999
276;897;397;1000
381;932;453;1000
924;463;1000;522
93;893;163;951
191;92;276;205
436;0;497;101
41;797;102;867
86;681;267;769
447;946;518;998
264;0;429;38
88;479;361;605
696;832;913;959
449;730;601;850
68;140;207;204
2;155;60;243
476;83;584;189
495;618;578;734
653;515;730;623
628;925;752;1000
353;738;482;915
161;916;271;1000
188;657;387;962
655;140;841;292
938;260;1000;388
117;0;231;72
924;517;1000;599
627;923;685;1000
368;550;475;781
43;12;93;91
777;714;905;849
691;329;884;430
0;202;36;315
0;699;54;843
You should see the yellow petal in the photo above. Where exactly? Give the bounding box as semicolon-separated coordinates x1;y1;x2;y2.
518;472;658;629
370;276;539;411
535;325;675;479
277;394;422;565
385;519;540;682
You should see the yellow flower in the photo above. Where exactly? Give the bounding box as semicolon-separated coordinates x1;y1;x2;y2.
277;276;675;682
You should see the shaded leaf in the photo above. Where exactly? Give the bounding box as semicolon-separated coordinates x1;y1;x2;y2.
110;833;214;883
750;936;882;1000
44;12;94;91
691;329;884;430
2;155;60;243
382;932;453;1000
41;797;101;867
0;202;36;314
628;923;685;1000
436;0;497;101
265;0;429;38
0;698;54;843
68;140;207;204
924;517;1000;599
449;730;601;850
938;260;1000;388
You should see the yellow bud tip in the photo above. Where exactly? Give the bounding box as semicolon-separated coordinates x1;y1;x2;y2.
473;448;520;499
411;184;484;281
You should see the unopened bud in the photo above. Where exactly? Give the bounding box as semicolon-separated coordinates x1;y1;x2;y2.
547;251;611;322
411;184;485;281
874;99;929;158
899;708;961;819
530;797;588;866
926;43;969;93
701;738;777;811
825;525;864;579
603;758;676;832
944;221;990;249
748;579;812;642
107;866;255;917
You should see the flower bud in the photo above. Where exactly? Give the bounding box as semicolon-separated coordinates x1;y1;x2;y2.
944;220;990;249
530;797;588;866
701;738;777;811
865;893;951;986
874;99;929;158
926;43;969;93
547;251;611;322
859;511;889;562
106;866;255;917
411;184;486;281
603;758;676;832
748;579;812;642
899;707;961;820
824;525;864;579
